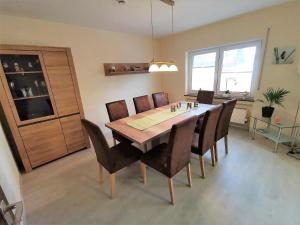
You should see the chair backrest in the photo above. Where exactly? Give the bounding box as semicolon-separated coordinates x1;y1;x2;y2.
133;95;151;114
106;100;129;122
196;90;214;104
81;119;112;172
167;116;198;177
216;99;237;141
152;92;169;108
198;104;223;154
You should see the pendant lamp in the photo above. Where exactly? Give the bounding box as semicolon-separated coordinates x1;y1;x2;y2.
148;0;178;72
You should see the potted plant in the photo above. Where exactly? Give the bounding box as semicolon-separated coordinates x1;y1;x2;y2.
257;88;290;118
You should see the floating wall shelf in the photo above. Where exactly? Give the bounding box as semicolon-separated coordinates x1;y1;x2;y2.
104;63;149;76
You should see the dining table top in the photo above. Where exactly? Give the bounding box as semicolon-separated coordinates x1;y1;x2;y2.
105;103;216;145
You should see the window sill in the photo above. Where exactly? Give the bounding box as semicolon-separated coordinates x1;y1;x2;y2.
184;93;254;102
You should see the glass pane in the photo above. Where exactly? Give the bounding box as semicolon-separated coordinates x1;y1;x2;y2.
222;47;256;72
191;52;216;91
220;46;257;92
192;68;215;91
0;54;54;121
193;52;216;68
219;72;252;92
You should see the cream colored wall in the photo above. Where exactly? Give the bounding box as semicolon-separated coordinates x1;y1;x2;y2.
0;15;162;136
0;122;24;224
159;2;300;125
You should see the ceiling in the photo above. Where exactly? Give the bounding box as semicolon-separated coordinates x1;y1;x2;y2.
0;0;294;37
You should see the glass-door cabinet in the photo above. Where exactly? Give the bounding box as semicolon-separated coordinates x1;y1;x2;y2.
0;51;57;125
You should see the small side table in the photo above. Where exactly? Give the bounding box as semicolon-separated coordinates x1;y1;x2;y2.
250;116;300;153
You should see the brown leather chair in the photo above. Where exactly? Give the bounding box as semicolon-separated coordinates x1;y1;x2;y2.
196;90;214;104
194;90;215;133
140;116;198;205
191;104;223;178
214;99;237;162
133;95;151;114
152;92;169;108
106;100;132;145
81;119;142;199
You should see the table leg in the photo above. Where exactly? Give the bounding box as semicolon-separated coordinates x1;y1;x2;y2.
291;127;299;152
252;118;257;140
274;128;282;153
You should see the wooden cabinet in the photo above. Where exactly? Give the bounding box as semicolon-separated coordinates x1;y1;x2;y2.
19;119;67;167
43;51;79;116
60;114;86;153
0;45;89;172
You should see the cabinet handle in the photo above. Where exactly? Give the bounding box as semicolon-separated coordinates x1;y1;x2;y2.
0;200;23;225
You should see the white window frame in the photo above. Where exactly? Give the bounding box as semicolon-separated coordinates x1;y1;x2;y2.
186;40;262;97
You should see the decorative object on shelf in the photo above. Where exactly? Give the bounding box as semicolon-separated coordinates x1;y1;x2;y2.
13;62;24;74
9;81;17;98
225;77;237;94
170;105;176;112
257;88;290;118
272;47;296;64
20;88;27;97
39;80;47;94
26;87;33;97
186;102;192;109
2;61;8;70
104;63;149;76
28;61;33;68
148;0;178;72
274;115;281;124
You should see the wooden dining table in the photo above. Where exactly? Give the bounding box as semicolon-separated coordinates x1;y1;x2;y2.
105;103;216;147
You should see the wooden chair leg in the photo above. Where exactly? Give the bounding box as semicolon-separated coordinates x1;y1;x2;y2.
168;178;175;205
210;148;215;167
140;162;147;184
98;163;104;184
113;138;117;146
225;135;229;154
110;173;116;199
214;143;218;163
199;156;206;178
186;163;192;187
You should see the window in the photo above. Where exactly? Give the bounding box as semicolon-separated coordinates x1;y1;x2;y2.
187;40;262;96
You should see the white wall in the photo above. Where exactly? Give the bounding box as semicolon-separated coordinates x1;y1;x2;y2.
0;15;163;136
159;2;300;125
0;122;24;223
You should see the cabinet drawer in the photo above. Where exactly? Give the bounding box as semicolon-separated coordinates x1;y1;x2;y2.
60;114;87;153
19;119;67;167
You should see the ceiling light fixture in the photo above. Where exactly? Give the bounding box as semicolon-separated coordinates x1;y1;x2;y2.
148;0;178;72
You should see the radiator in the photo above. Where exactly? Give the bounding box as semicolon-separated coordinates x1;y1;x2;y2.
230;108;248;124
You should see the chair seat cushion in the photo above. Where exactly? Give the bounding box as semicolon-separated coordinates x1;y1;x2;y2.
109;143;142;173
141;143;171;177
113;132;133;144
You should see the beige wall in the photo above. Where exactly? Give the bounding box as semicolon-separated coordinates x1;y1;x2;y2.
159;2;300;124
0;15;162;136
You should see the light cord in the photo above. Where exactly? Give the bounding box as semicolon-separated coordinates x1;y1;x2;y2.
150;0;155;62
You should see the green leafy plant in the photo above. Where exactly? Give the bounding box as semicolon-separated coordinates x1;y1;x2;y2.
257;88;290;107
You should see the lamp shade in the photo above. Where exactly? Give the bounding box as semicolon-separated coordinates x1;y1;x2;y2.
159;64;169;71
169;64;178;71
149;64;160;72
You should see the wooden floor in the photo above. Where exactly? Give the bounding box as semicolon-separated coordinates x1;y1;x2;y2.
21;128;300;225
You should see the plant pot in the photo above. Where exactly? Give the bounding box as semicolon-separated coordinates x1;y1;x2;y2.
262;106;274;118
